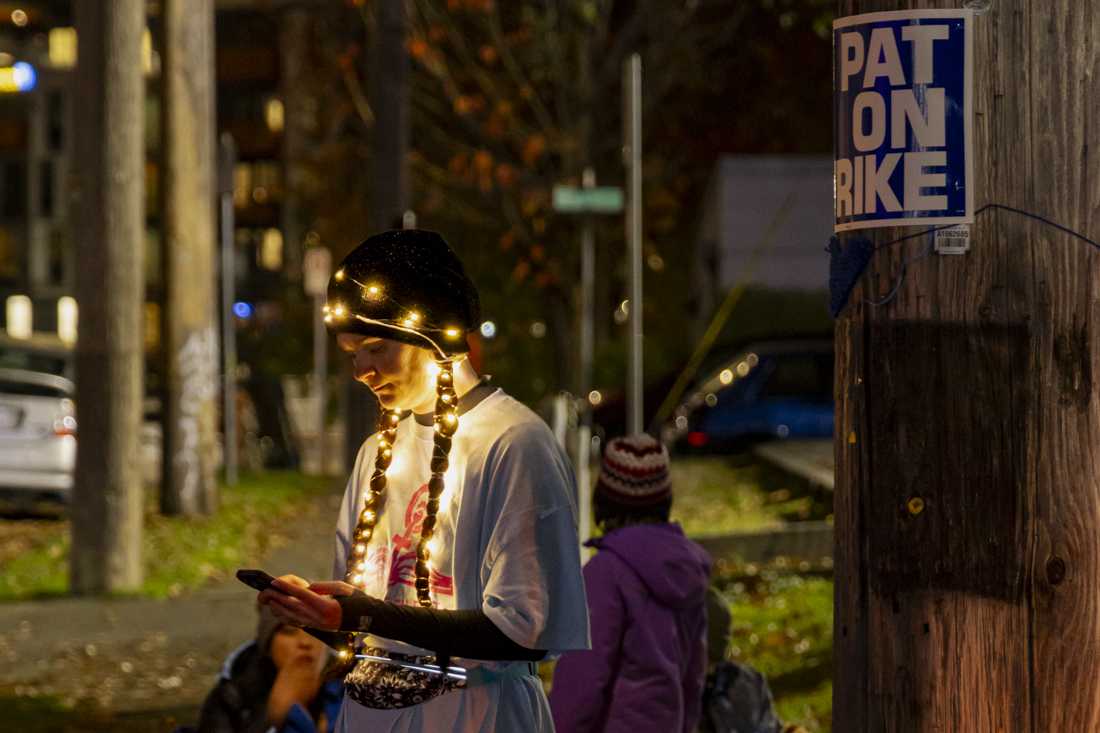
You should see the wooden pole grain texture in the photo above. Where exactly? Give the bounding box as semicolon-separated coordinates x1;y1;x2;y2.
70;0;146;593
833;1;1100;730
161;0;220;515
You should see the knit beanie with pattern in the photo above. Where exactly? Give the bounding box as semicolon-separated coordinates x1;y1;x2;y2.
595;434;672;506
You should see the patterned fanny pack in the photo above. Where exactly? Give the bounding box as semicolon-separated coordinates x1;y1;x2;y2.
344;646;540;710
345;646;466;710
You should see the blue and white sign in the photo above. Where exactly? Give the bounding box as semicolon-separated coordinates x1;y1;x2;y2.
833;10;973;232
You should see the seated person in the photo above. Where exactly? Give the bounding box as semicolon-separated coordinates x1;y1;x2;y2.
196;604;342;733
699;586;807;733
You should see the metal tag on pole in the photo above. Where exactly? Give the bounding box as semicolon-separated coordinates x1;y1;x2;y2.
217;133;238;486
623;54;643;436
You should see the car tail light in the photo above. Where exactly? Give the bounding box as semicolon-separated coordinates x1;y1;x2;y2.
53;415;77;437
687;431;709;448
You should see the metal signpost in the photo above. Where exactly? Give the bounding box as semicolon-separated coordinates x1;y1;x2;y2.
623;53;643;436
553;170;623;557
218;133;238;486
303;246;332;476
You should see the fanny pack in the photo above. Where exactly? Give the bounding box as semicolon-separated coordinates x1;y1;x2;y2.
344;646;538;710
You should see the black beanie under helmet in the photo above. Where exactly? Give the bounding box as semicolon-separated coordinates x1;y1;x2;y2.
324;230;481;357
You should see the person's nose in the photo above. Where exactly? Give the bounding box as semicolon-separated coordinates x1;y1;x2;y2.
353;353;376;382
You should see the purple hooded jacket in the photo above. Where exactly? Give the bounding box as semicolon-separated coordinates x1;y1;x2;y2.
549;522;712;733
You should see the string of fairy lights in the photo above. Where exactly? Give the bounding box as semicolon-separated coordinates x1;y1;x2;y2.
323;267;466;349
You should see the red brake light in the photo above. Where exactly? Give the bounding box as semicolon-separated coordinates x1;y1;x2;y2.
687;431;708;447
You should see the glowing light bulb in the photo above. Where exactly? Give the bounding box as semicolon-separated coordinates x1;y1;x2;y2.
444;327;461;339
362;510;375;523
428;539;441;557
332;304;346;318
338;649;351;659
443;413;457;426
352;574;363;584
334;269;345;282
426;362;441;379
364;284;382;300
355;543;366;554
356;562;366;572
719;369;734;385
324;314;333;324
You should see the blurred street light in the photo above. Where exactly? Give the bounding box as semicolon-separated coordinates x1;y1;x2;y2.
0;61;36;93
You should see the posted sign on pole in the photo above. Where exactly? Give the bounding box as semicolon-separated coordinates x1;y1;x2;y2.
833;10;973;232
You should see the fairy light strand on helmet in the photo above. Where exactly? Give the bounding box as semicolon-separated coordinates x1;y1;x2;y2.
324;273;468;357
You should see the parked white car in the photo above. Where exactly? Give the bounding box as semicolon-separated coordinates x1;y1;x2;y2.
0;367;77;502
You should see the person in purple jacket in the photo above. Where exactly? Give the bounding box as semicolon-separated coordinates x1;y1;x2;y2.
549;434;712;733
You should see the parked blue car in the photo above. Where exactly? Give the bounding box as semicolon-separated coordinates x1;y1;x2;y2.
662;340;834;453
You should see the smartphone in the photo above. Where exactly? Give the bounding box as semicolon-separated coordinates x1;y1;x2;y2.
236;568;277;592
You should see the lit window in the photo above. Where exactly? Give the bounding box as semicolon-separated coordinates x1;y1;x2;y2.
233;164;251;208
57;296;77;345
48;28;77;68
259;228;283;271
265;97;284;132
5;294;31;339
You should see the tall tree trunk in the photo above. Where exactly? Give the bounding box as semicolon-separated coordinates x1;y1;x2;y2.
833;1;1100;730
70;0;146;593
345;0;408;470
160;0;219;515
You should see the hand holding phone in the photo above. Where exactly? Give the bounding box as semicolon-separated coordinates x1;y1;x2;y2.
237;568;277;592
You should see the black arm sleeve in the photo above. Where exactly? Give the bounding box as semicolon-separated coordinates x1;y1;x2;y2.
336;591;546;661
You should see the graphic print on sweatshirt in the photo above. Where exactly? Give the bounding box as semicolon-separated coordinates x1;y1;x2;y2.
364;482;454;606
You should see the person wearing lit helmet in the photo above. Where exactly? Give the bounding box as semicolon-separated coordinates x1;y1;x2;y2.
258;230;590;732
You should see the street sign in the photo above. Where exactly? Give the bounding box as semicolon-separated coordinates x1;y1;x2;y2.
303;247;331;297
833;10;973;232
552;185;624;214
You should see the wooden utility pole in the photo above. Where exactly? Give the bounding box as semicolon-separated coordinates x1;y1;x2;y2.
280;6;311;282
345;0;407;470
160;0;219;515
834;1;1100;730
70;0;146;593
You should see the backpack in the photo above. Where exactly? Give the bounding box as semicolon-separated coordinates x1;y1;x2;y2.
699;660;784;733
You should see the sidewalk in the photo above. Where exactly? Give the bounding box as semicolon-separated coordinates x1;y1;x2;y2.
0;486;343;725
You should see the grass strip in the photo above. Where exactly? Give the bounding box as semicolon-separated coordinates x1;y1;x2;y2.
0;471;334;601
